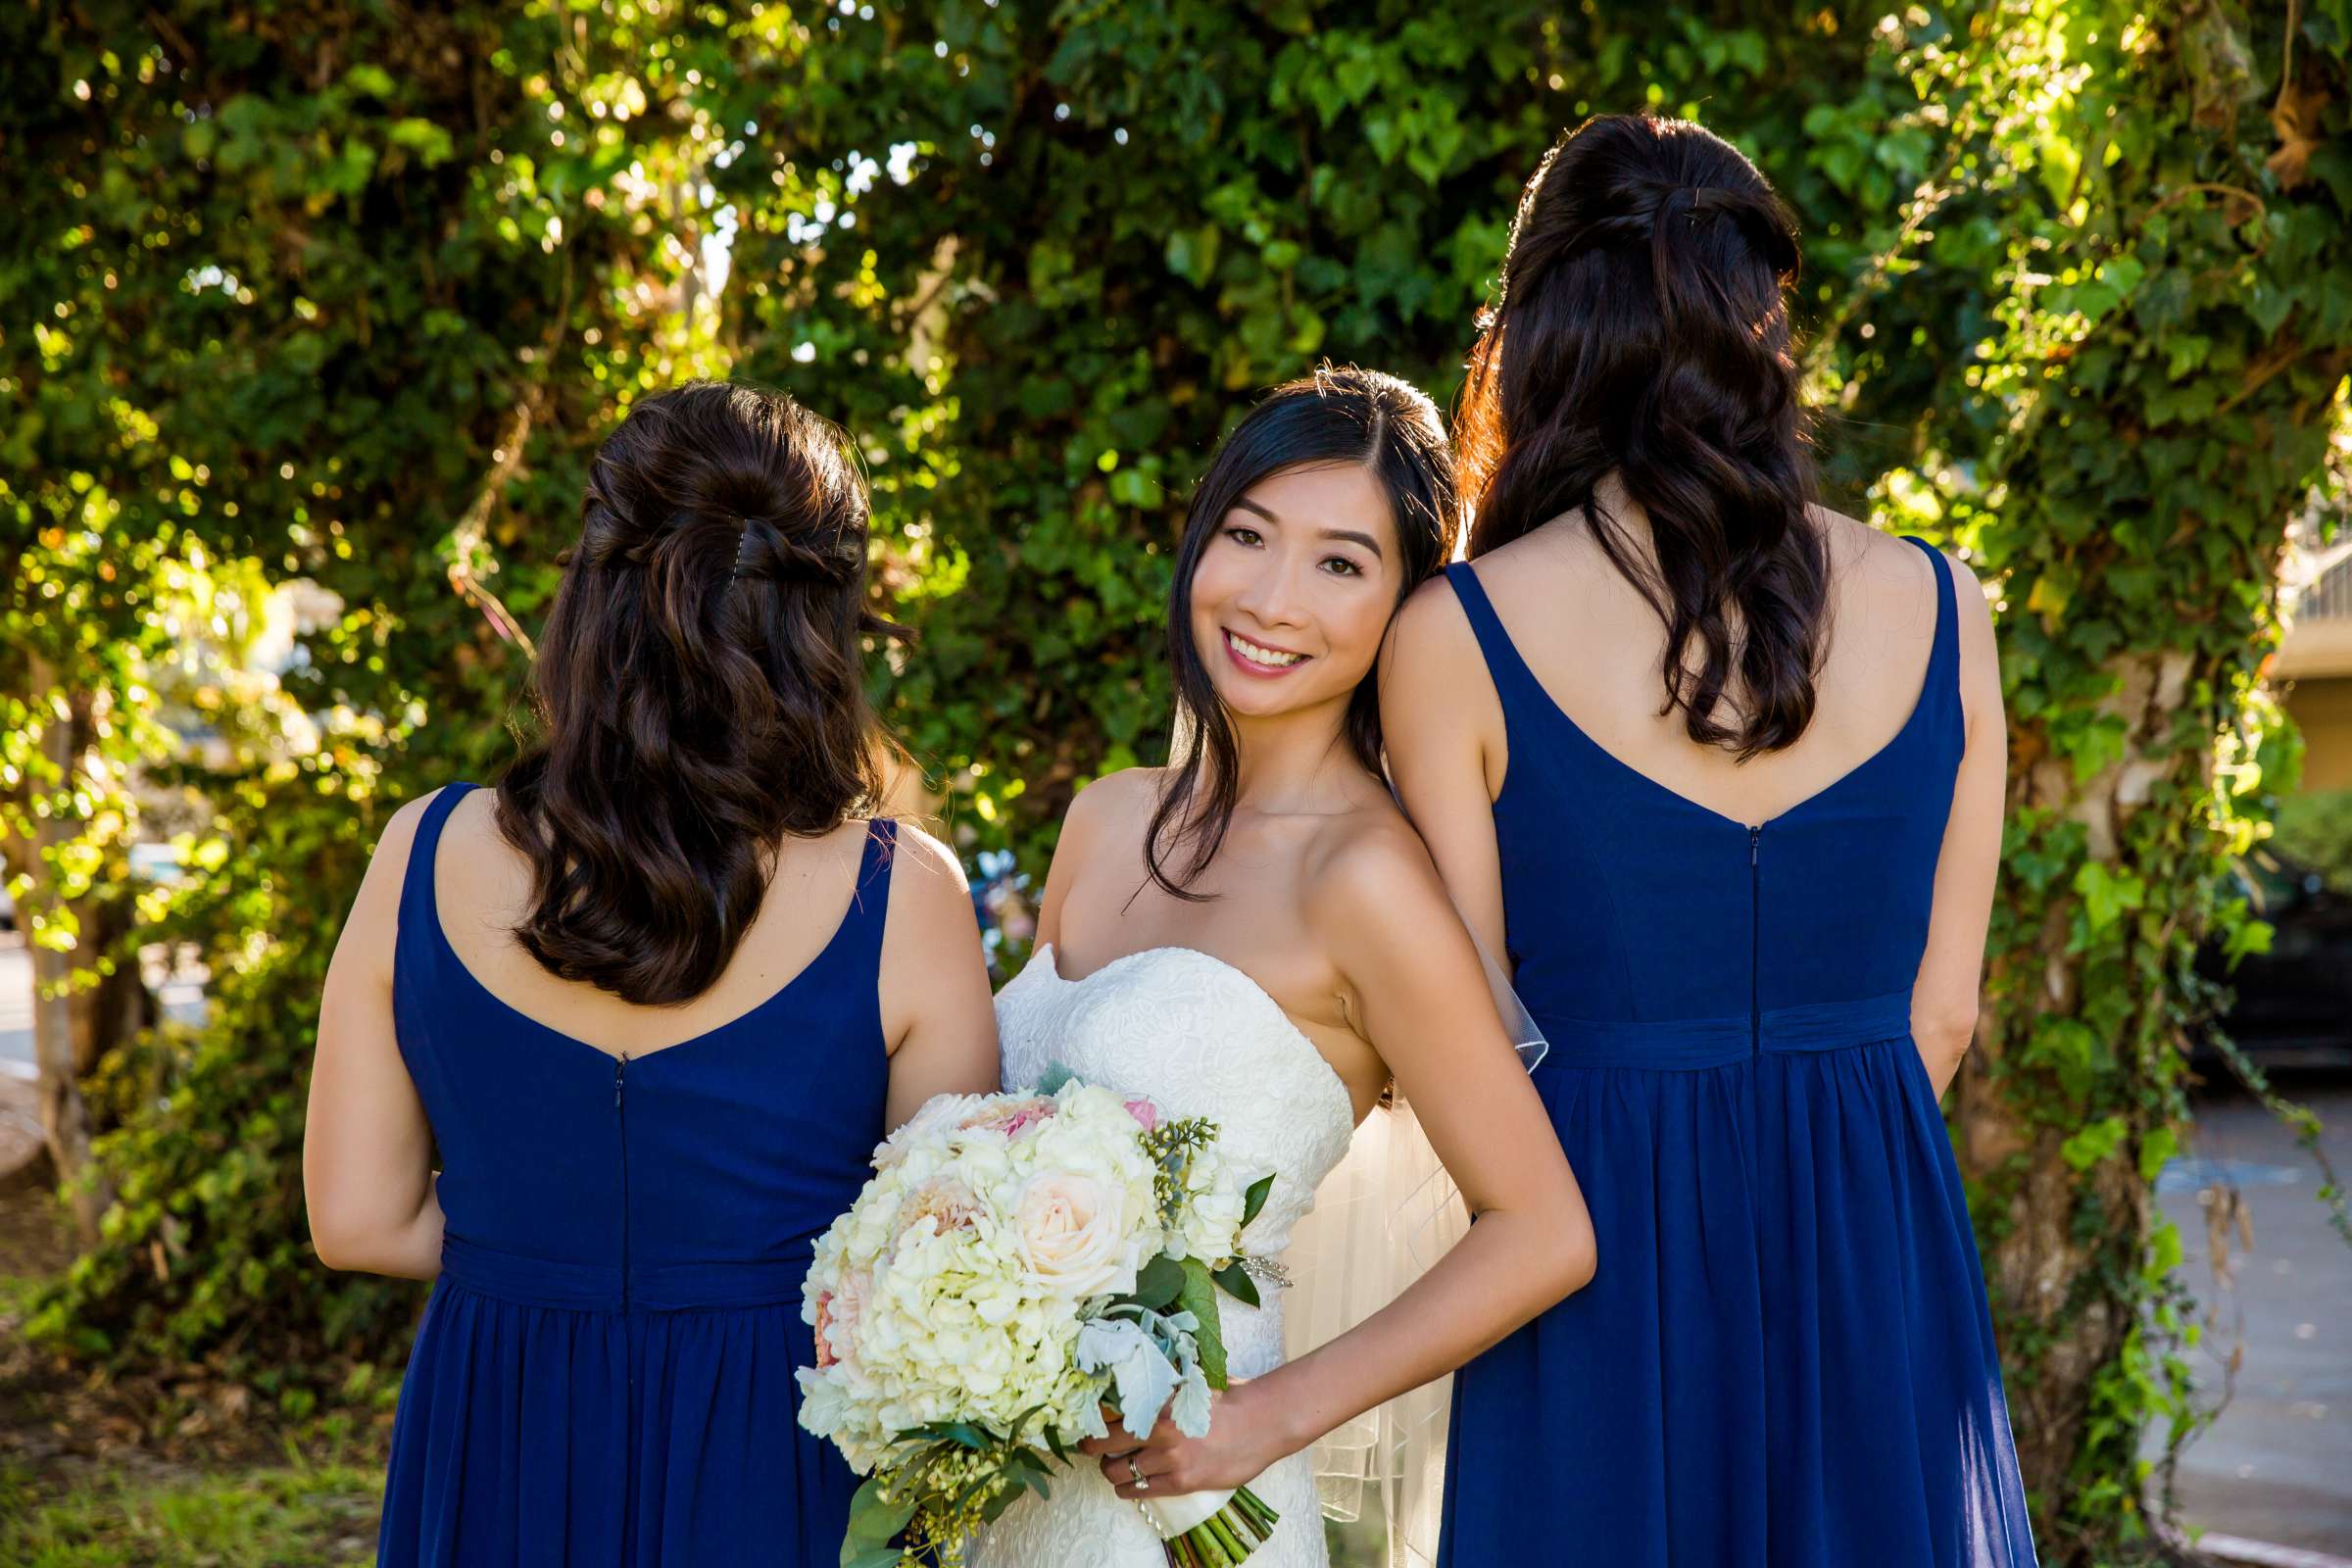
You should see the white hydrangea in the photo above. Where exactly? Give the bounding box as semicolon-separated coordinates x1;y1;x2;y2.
797;1081;1168;1473
1166;1139;1251;1265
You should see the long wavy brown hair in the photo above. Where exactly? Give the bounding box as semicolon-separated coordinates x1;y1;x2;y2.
494;380;903;1004
1455;114;1830;760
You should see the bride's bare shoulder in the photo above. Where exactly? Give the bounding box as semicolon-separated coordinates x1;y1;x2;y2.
1041;769;1172;911
1299;796;1449;930
1060;766;1166;845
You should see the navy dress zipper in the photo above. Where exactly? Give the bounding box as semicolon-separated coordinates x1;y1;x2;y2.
614;1051;631;1313
1748;825;1763;1059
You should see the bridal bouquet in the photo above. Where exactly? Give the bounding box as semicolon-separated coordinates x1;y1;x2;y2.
798;1069;1282;1568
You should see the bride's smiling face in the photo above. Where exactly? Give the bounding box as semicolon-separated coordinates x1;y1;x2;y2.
1187;461;1404;721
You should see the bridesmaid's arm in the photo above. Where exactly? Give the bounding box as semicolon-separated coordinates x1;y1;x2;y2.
1088;824;1594;1497
1913;549;2006;1098
306;796;446;1281
877;821;1001;1128
1378;574;1510;959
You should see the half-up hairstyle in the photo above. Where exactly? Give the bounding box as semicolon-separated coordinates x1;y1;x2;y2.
1456;113;1829;759
495;380;904;1004
1148;366;1459;900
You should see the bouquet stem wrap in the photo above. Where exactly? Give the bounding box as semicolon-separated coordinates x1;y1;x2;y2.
1149;1485;1281;1568
1139;1486;1234;1539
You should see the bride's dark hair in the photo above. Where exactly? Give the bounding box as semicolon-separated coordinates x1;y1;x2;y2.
494;380;903;1004
1455;113;1829;760
1148;365;1459;900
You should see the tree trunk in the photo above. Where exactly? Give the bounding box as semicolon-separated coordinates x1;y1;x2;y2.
1958;643;2198;1498
24;654;112;1246
75;896;151;1085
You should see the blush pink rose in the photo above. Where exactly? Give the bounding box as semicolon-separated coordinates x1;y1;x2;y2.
813;1267;867;1370
962;1096;1058;1139
1012;1171;1135;1298
898;1176;984;1240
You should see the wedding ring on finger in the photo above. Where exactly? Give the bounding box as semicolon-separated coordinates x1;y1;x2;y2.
1125;1454;1150;1492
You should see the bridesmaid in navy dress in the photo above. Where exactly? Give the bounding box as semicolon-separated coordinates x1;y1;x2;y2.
305;381;999;1566
1383;117;2038;1564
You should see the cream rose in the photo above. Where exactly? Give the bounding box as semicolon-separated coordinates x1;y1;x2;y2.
1012;1170;1137;1299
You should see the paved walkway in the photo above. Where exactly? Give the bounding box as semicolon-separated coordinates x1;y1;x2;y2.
2149;1076;2352;1553
0;939;33;1082
0;939;204;1082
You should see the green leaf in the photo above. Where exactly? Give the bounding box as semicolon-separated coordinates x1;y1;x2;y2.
1211;1260;1261;1309
1128;1253;1187;1309
1165;226;1221;287
2221;917;2274;965
2073;861;2147;933
2245;278;2296;336
1177;1256;1227;1389
937;1421;990;1450
983;1474;1039;1522
385;118;456;168
843;1477;917;1556
2163;333;2212;377
2061;1115;2130;1172
2066;281;2121;322
1240;1173;1276;1231
1107;467;1152;507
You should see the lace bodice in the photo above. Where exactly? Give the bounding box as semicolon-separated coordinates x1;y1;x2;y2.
974;943;1356;1568
1001;944;1356;1259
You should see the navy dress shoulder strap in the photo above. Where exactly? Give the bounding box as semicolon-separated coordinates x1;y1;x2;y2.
1443;560;1556;726
839;816;899;968
1895;534;1964;748
394;781;476;992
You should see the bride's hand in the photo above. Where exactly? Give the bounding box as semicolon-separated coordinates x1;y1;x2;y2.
1078;1378;1294;1498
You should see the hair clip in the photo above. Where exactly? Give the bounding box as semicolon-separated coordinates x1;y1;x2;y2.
731;517;761;579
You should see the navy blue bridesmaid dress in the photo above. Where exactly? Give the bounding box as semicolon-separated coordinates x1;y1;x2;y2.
374;782;893;1566
1436;537;2038;1565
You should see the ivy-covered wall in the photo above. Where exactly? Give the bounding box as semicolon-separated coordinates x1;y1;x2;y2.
5;3;2346;1558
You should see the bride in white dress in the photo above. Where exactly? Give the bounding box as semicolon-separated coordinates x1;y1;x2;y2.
973;368;1595;1568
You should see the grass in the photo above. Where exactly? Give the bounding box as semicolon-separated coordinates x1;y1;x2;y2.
0;1461;383;1567
0;1176;389;1566
0;1465;1388;1566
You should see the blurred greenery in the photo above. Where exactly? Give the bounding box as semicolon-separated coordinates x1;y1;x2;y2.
2273;786;2352;889
2;1;2347;1562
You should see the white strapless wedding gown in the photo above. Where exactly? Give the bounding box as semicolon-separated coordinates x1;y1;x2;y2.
972;943;1356;1568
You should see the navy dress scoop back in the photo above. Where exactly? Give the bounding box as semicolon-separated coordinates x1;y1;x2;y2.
1436;537;2038;1566
376;781;892;1567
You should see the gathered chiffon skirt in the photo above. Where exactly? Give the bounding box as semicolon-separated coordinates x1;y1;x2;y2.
376;1276;857;1567
1439;1034;2039;1567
